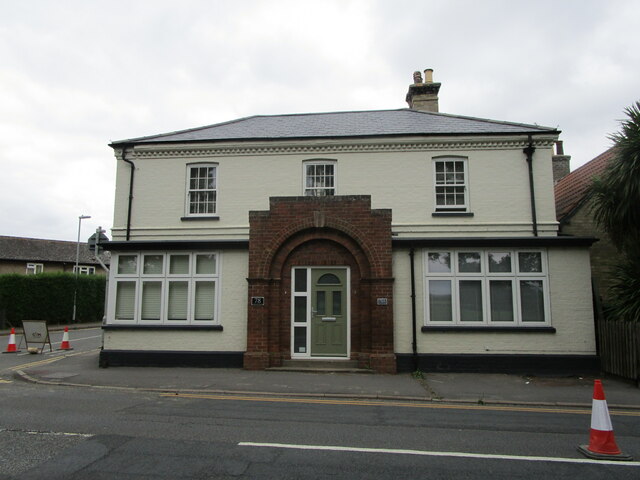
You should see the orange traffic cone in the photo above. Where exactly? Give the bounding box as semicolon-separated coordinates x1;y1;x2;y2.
578;379;632;460
3;327;20;353
58;326;73;351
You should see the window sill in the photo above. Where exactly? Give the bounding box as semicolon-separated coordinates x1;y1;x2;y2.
422;326;555;333
180;216;220;221
432;212;474;217
103;324;223;331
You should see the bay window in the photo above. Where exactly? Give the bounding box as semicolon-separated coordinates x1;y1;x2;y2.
110;252;220;325
425;249;549;326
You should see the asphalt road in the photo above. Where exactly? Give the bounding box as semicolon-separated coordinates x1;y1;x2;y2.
1;378;639;479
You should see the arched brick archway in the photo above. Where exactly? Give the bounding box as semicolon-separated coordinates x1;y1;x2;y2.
244;196;396;373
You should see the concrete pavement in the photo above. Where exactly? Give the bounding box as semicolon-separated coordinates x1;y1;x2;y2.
8;344;640;409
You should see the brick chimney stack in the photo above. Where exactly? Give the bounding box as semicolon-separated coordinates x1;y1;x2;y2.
552;141;571;184
406;68;441;112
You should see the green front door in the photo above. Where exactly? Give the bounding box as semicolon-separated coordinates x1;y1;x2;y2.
310;268;348;357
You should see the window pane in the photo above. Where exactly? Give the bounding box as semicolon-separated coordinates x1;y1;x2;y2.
429;280;452;322
294;296;307;323
294;326;307;353
332;291;342;315
141;281;161;320
488;252;512;273
118;255;137;274
115;281;136;320
521;280;545;322
427;252;451;273
316;291;326;315
195;254;216;274
490;280;514;322
143;255;164;275
318;273;340;285
294;269;307;292
519;252;542;273
194;281;215;320
170;255;190;274
458;252;481;273
459;280;483;322
168;281;188;320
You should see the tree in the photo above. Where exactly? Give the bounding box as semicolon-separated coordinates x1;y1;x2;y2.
591;101;640;252
590;101;640;321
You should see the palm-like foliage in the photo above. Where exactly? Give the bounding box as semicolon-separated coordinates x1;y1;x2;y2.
604;252;640;322
591;101;640;251
590;101;640;321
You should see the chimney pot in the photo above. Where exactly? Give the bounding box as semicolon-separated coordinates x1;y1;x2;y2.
424;68;434;83
413;71;423;84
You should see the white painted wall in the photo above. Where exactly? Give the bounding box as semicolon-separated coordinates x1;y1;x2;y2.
110;136;559;241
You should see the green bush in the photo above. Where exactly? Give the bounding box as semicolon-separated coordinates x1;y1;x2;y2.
0;273;106;328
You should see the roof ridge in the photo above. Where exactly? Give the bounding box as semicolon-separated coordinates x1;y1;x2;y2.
409;109;557;132
0;235;87;244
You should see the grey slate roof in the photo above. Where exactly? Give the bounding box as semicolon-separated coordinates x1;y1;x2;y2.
110;109;558;146
0;236;108;265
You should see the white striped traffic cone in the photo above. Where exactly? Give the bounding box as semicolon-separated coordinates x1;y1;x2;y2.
2;327;20;353
58;326;73;350
578;379;632;460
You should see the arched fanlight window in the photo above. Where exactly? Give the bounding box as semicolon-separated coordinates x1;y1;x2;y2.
317;273;341;285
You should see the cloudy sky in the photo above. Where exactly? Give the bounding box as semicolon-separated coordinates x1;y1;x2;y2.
1;0;638;241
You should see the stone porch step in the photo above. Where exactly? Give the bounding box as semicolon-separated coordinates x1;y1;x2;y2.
267;359;373;373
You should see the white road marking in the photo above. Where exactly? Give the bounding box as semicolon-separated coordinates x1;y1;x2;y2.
238;442;640;467
0;428;93;438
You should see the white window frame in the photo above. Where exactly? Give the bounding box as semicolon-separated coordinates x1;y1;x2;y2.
73;265;96;275
424;249;550;326
26;263;43;274
107;252;221;325
302;159;337;196
433;156;468;212
185;163;218;216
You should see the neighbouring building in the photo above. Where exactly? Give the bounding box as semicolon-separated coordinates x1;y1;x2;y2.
555;147;621;302
0;235;108;275
101;70;598;374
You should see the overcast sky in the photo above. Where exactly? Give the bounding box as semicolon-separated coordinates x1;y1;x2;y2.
1;0;638;242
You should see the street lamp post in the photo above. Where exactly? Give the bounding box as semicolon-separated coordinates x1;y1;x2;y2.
72;215;91;323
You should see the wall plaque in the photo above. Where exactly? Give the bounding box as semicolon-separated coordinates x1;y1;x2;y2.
251;296;265;306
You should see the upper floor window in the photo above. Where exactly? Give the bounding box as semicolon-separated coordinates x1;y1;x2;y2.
304;161;336;196
74;265;96;275
186;164;217;216
434;157;467;212
26;263;43;275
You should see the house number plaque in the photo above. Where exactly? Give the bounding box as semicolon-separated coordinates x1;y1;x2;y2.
377;298;388;306
251;296;265;306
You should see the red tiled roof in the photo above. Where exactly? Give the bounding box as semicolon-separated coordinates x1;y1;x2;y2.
554;147;616;221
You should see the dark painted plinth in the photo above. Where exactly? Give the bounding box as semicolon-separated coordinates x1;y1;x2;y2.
99;350;244;368
396;353;600;375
